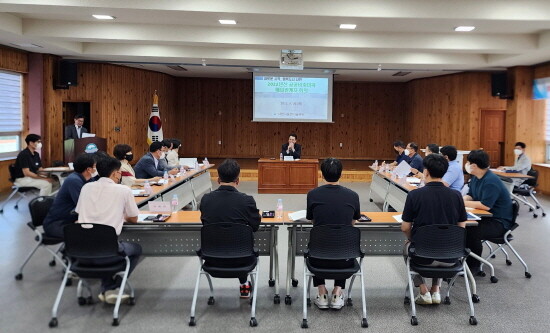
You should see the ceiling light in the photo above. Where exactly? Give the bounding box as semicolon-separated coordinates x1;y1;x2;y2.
219;19;237;25
339;24;357;30
454;26;475;32
92;15;115;20
377;64;382;71
10;43;42;48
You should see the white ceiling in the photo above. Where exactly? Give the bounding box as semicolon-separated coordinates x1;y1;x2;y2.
1;0;550;81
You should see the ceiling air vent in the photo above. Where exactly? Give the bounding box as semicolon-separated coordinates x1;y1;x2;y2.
166;65;188;71
392;71;411;76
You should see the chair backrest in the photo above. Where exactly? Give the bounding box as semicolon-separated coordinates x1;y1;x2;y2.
308;224;362;260
8;163;18;183
63;223;120;259
200;223;255;259
29;196;55;227
523;168;538;187
410;224;466;260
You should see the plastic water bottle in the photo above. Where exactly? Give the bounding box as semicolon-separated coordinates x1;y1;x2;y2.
373;160;378;169
279;153;283;160
276;199;283;219
203;157;209;167
163;170;169;182
171;194;179;213
180;165;186;175
144;180;152;195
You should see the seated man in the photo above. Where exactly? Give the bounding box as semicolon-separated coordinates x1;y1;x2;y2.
200;159;261;298
407;142;424;176
306;158;360;310
134;141;178;179
401;154;467;305
440;145;465;192
390;140;411;166
13;134;54;196
281;133;302;159
75;156;142;304
498;142;532;187
425;143;439;156
463;150;513;273
43;153;97;239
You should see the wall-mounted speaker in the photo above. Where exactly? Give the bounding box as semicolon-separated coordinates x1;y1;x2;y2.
491;72;512;99
54;60;78;89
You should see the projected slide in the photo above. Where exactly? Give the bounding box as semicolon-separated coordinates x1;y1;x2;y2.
253;73;333;122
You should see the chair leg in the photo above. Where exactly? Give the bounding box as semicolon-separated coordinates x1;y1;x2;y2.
205;274;214;299
0;188;19;212
250;264;259;326
529;193;545;214
112;257;131;326
14;193;26;208
302;264;309;329
359;267;368;328
15;242;42;279
405;259;417;325
500;247;511;263
462;263;477;325
49;266;72;327
189;267;203;326
505;242;531;277
348;275;356;301
469;252;497;283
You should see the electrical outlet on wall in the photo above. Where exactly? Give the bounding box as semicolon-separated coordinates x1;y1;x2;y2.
339;142;343;148
218;140;222;145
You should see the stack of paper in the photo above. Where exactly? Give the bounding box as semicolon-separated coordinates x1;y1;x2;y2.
288;210;308;221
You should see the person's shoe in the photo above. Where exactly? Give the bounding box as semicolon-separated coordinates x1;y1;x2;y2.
240;281;251;298
314;294;329;309
330;293;345;310
98;292;106;303
104;288;130;305
415;292;432;305
431;292;441;305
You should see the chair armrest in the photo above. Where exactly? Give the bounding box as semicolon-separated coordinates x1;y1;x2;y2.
303;249;310;258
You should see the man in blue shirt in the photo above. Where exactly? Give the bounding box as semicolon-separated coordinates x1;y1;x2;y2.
463;150;513;273
390;140;411;166
440;145;464;192
43;153;97;239
134;142;178;179
406;142;423;176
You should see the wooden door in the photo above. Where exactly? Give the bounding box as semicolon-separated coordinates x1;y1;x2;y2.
480;109;506;168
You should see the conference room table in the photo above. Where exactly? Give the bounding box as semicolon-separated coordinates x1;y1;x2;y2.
490;169;537;212
283;209;493;305
119;210;284;304
42;166;73;195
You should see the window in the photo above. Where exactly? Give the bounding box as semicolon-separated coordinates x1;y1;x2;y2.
0;70;23;159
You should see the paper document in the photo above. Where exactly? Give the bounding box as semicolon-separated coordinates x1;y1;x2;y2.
394;161;411;178
288;210;308;222
393;214;403;222
406;177;421;184
82;133;95;138
283;156;294;161
179;158;197;168
466;212;481;221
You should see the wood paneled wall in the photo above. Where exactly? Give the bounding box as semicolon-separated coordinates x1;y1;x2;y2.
176;79;407;160
0;46;27;73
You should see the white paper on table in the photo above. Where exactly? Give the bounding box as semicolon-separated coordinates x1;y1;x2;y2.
393;214;403;222
179;157;198;168
131;189;145;195
82;133;95;138
406;177;421;184
283;156;294;161
394;160;411;178
465;207;474;211
148;201;171;213
288;210;308;221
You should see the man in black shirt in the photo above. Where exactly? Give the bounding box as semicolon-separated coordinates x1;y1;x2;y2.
281;133;302;159
200;159;261;298
306;158;360;310
14;134;54;196
401;154;467;305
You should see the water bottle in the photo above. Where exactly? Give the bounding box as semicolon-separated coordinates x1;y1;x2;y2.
194;160;200;170
373;160;378;169
279;153;283;160
163;170;169;182
276;199;283;219
144;180;152;195
203;157;209;167
180;165;186;175
171;194;179;213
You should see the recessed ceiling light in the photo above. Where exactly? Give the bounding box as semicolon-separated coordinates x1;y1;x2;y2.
454;26;475;32
219;19;237;25
92;15;115;20
10;43;42;48
339;24;357;30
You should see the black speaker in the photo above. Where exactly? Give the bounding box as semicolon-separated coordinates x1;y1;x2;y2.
491;72;510;99
54;60;77;89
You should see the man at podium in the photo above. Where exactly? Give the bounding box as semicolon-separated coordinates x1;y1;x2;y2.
64;114;88;139
281;133;301;159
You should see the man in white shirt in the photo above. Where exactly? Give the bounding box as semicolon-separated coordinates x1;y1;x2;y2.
75;156;141;304
498;142;532;186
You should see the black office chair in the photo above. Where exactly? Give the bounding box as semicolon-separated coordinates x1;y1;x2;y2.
405;225;477;326
14;196;67;281
513;169;545;218
302;225;367;329
0;164;38;213
49;223;135;328
189;223;259;327
481;200;531;278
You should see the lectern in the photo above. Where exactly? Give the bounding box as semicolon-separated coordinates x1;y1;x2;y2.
64;137;107;164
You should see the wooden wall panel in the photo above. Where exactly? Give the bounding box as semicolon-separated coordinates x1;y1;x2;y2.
0;46;27;73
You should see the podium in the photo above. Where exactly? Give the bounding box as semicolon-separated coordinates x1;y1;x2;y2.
64;137;107;164
258;158;318;194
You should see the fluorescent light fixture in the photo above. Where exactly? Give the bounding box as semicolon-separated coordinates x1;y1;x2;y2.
219;19;237;25
92;15;115;20
339;24;357;30
454;26;475;32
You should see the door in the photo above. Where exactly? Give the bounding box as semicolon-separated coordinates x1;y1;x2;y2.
480;109;506;168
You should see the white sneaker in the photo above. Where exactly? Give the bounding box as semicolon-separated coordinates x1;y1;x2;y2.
314;294;329;309
431;292;441;305
330;293;345;310
415;292;432;305
104;288;130;305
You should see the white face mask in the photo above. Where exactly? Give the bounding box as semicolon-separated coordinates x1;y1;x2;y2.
159;152;166;160
465;162;472;174
36;143;43;150
514;149;522;156
91;169;98;178
404;149;410;156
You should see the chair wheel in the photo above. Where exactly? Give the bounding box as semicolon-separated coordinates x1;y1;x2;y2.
533;214;538;218
411;316;418;326
78;297;86;306
490;276;498;283
49;318;58;328
250;317;258;327
292;279;299;287
529;208;534;212
14;205;18;209
469;316;478;325
404;296;410;305
361;318;368;328
543;213;546;217
207;296;215;305
477;270;486;277
112;318;120;326
128;297;136;306
49;260;56;267
274;295;280;304
369;199;373;202
285;295;292;305
506;260;512;266
15;273;23;280
536;205;541;209
444;296;451;305
268;279;275;287
525;272;532;278
491;254;496;258
189;317;196;326
472;294;480;303
346;298;353;306
301;319;308;329
86;296;93;305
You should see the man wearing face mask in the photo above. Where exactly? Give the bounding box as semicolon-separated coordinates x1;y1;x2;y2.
43;153;98;239
498;142;532;186
113;144;161;187
13;134;54;196
407;142;424;176
463;150;513;274
390;140;411;167
133;141;179;179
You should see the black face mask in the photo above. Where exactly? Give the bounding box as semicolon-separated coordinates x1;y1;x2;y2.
125;154;133;162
